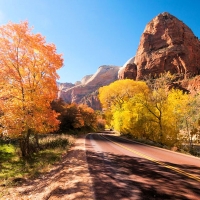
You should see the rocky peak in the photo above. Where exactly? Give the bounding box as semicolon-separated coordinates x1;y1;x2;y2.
85;65;120;87
57;82;74;91
81;75;93;85
58;65;120;109
119;12;200;80
118;57;136;79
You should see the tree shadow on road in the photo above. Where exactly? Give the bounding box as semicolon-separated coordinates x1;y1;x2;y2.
86;138;200;200
2;135;200;200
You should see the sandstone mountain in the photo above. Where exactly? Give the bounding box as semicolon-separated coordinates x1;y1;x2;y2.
118;56;137;80
118;12;200;80
58;12;200;110
58;65;120;110
57;82;74;91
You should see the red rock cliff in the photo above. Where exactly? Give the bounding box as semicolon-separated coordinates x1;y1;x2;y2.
119;12;200;80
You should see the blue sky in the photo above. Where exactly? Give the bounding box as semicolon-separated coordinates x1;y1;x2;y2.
0;0;200;83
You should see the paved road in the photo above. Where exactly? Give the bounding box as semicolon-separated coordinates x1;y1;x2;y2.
85;132;200;200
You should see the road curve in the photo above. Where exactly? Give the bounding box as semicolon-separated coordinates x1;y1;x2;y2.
85;132;200;200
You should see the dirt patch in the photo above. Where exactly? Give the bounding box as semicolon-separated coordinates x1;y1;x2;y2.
0;135;95;200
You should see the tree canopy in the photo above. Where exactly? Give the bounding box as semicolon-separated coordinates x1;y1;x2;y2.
99;77;200;150
0;21;63;156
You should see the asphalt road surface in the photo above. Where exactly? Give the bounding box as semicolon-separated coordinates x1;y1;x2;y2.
85;132;200;200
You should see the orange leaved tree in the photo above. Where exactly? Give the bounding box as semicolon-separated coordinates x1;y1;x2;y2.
0;21;63;157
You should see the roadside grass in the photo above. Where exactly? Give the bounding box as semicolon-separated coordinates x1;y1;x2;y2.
0;133;75;188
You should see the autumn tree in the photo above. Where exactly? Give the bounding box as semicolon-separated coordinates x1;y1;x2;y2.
51;98;77;131
51;100;100;132
0;22;63;157
95;110;106;131
116;96;151;138
99;73;200;152
99;79;149;110
99;79;149;132
137;73;180;145
78;104;98;131
99;76;190;147
176;93;200;151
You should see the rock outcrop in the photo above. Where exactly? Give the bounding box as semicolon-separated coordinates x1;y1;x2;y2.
118;57;137;79
81;75;93;85
180;76;200;95
57;82;74;90
119;12;200;80
57;82;75;98
58;65;120;109
79;90;102;110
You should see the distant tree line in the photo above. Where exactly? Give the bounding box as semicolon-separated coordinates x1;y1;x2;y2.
51;98;105;133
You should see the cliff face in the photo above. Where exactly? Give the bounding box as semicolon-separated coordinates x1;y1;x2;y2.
180;76;200;95
79;90;102;110
119;12;200;80
118;57;137;80
58;65;120;109
58;12;200;109
57;82;74;90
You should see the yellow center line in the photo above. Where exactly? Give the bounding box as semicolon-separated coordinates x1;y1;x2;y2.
100;134;200;182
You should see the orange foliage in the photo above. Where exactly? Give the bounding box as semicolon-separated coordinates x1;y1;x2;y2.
78;104;97;129
51;100;101;132
0;21;63;138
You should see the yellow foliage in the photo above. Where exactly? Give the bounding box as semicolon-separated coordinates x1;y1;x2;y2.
99;76;199;147
99;79;149;110
99;79;149;132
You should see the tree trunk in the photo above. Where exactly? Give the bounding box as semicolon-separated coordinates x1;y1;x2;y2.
159;116;163;144
34;133;40;151
19;129;31;158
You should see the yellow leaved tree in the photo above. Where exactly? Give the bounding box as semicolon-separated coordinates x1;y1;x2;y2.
0;21;63;157
99;79;149;132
